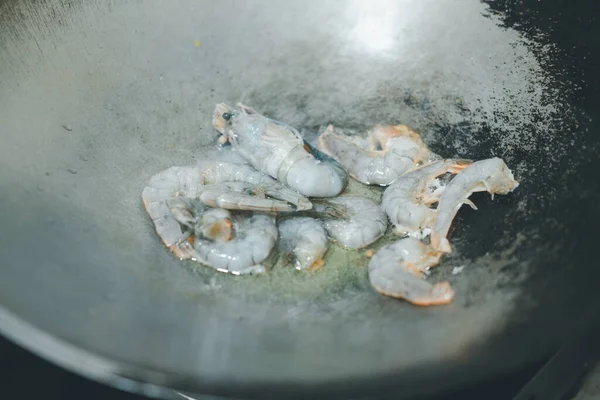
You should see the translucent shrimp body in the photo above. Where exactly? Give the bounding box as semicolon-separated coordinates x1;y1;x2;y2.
198;161;312;211
142;167;206;258
192;213;278;275
143;163;311;219
321;196;387;249
199;181;297;212
144;194;232;260
196;208;233;242
381;159;471;238
278;217;328;271
142;164;299;258
212;103;348;198
430;157;519;253
368;238;454;306
318;124;439;186
142;166;203;206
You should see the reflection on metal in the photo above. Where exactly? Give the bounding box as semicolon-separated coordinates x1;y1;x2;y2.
350;0;400;53
177;391;233;400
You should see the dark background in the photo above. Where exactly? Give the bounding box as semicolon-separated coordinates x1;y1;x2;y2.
1;0;599;398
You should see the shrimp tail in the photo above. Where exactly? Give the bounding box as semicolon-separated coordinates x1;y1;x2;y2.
307;199;348;219
304;139;346;169
200;190;294;212
263;187;313;211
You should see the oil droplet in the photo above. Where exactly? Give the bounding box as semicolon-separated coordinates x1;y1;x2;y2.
194;40;201;47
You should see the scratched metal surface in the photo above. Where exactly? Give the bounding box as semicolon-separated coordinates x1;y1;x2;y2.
0;0;598;399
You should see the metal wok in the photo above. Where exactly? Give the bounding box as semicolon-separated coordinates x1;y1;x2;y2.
1;0;599;398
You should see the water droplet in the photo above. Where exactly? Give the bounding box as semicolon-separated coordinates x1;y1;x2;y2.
62;124;73;131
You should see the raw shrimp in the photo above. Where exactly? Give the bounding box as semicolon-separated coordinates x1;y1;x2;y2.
430;157;519;253
142;167;213;258
190;213;278;275
144;195;232;260
321;196;387;249
199;181;298;212
381;159;471;238
368;238;455;306
142;163;311;217
142;166;203;205
318;124;439;186
168;198;233;243
141;165;299;257
212;103;348;197
197;161;312;211
277;217;328;271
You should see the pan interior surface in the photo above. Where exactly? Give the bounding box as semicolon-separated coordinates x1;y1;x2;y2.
0;0;597;398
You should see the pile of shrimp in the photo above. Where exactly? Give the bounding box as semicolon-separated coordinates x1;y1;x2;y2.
142;103;518;306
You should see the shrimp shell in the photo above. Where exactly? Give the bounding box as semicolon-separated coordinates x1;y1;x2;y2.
430;157;519;253
212;103;348;197
381;159;471;237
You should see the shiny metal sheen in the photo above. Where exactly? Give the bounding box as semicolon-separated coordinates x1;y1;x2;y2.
0;0;595;399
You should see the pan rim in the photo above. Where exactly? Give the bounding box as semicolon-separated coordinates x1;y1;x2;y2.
0;303;553;400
